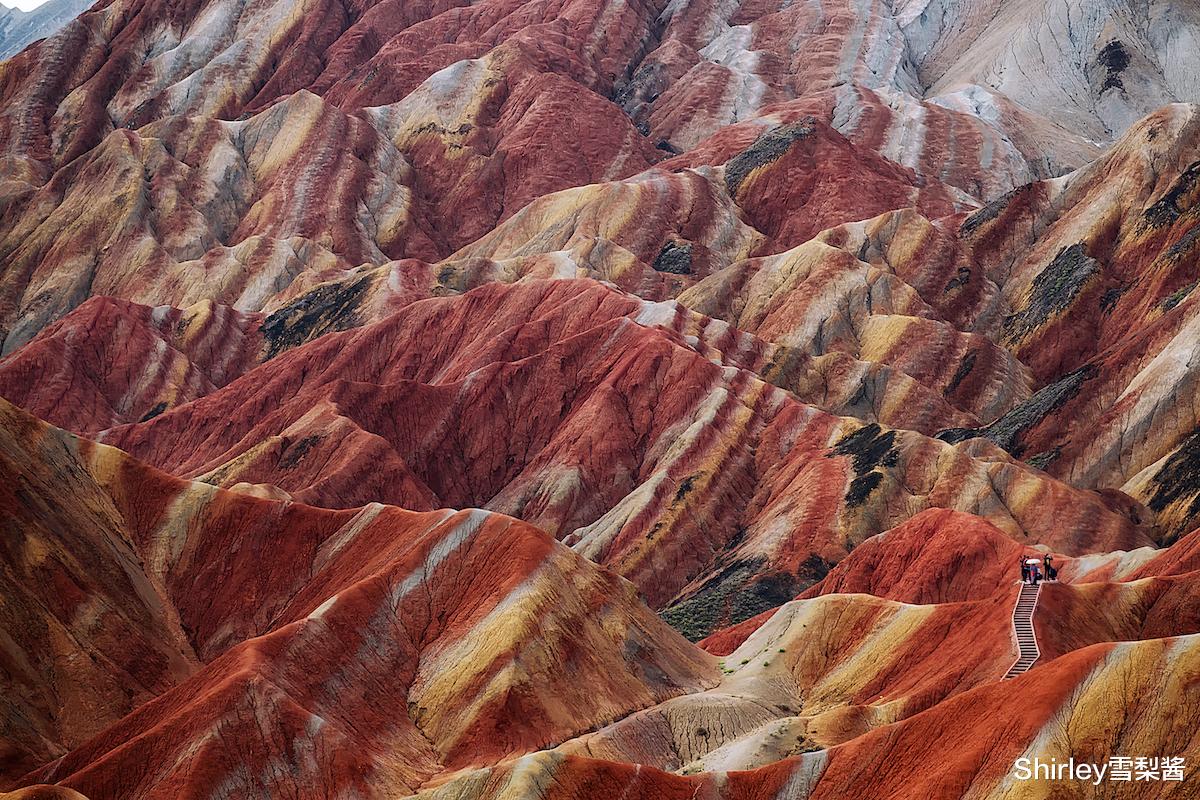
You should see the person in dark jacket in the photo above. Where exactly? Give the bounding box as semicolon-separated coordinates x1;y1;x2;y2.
1021;556;1030;584
1044;554;1054;582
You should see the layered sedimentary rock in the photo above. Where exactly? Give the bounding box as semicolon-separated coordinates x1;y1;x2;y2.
0;400;197;779
899;0;1200;141
0;0;89;60
0;0;666;350
399;627;1200;800
0;397;715;791
0;92;409;353
0;0;1143;353
0;296;263;432
405;521;1200;798
0;75;649;352
5;0;1200;794
665;82;1101;203
84;280;1153;638
6;396;1200;796
952;105;1200;539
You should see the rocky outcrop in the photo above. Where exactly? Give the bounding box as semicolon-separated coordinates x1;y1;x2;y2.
899;0;1200;141
0;296;264;432
89;280;1153;633
0;397;716;790
415;510;1200;787
5;0;1200;794
667;83;1101;203
0;0;89;60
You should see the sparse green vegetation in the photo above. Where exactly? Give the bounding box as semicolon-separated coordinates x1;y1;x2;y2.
1162;281;1198;311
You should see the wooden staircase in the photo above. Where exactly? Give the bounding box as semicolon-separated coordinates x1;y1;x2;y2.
1004;582;1041;679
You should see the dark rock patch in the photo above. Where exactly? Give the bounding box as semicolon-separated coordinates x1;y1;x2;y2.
1026;447;1061;471
661;554;826;641
856;238;872;262
944;349;978;396
936;427;977;445
724;117;817;196
829;423;898;474
260;275;371;359
1147;429;1200;527
959;187;1019;236
1003;243;1100;343
943;266;972;292
845;471;884;508
828;423;897;508
614;59;670;124
1162;281;1198;312
674;473;698;501
1098;40;1129;92
279;434;322;470
138;401;168;423
937;364;1098;456
1100;284;1127;313
797;552;834;583
1144;161;1200;229
652;240;693;274
844;380;870;411
725;526;748;549
1166;224;1200;259
729;571;801;627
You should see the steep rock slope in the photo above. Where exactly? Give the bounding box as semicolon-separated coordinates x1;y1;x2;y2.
667;104;1200;538
3;270;985;437
0;0;1115;353
899;0;1200;140
0;397;717;790
0;0;667;349
954;105;1200;536
0;0;663;168
663;82;1101;203
0;81;661;352
3;0;1200;794
0;399;197;778
795;507;1025;604
15;484;1200;798
90;280;1152;638
0;0;89;60
411;509;1200;791
0;296;264;431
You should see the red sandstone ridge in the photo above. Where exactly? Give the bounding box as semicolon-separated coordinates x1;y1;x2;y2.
797;508;1025;605
665;114;975;250
5;0;1200;795
667;84;1101;202
8;398;1200;795
0;397;716;790
88;280;1152;627
0;296;264;433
